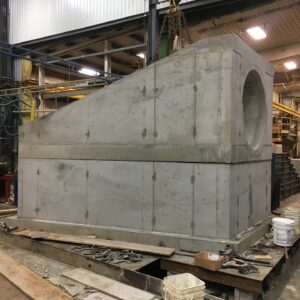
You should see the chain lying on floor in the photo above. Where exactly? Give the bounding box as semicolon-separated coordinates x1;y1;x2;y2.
0;222;143;265
71;245;143;264
0;222;16;233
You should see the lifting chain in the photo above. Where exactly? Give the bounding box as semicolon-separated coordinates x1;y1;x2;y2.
152;0;192;63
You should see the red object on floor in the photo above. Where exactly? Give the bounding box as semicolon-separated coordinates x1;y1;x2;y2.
0;174;14;202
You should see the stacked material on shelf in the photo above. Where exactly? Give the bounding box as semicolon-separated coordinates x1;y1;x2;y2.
272;153;300;200
291;158;300;175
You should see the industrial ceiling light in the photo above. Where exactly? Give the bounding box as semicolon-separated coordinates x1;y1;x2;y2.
136;52;145;59
78;67;100;76
284;61;297;70
246;26;267;40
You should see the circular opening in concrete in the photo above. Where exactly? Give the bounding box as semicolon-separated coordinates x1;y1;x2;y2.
242;70;266;151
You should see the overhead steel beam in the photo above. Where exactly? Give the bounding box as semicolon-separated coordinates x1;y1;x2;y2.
0;78;106;97
74;58;134;75
158;0;224;14
50;27;143;57
43;88;99;100
0;41;122;80
260;42;300;62
273;101;300;118
48;43;146;64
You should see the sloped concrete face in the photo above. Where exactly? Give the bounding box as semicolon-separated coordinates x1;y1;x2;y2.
19;34;274;164
18;34;274;244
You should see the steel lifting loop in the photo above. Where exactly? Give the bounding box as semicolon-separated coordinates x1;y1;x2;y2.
169;0;180;12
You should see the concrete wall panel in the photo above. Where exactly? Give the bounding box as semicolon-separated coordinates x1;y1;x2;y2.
36;160;88;224
195;52;222;145
88;69;155;145
21;99;89;145
153;163;194;235
87;161;153;229
18;159;38;219
155;55;195;145
194;164;218;238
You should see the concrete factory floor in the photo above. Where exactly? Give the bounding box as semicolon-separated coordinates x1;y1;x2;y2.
269;237;300;300
269;193;300;300
0;193;300;299
278;264;300;300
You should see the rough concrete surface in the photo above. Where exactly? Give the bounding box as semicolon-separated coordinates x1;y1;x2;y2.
18;34;274;248
278;267;300;300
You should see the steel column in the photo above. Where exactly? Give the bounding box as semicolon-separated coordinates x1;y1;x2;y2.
147;0;159;64
0;0;11;78
38;65;45;116
104;40;112;77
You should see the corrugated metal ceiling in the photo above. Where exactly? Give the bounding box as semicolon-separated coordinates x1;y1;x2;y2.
189;0;300;52
9;0;197;44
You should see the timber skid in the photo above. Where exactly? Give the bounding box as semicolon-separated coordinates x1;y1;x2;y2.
0;225;299;300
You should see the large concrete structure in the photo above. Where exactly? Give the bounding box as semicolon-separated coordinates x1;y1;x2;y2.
17;35;274;250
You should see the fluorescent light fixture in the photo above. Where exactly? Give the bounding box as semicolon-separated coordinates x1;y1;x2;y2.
284;61;297;70
136;52;145;59
246;26;267;40
78;67;99;76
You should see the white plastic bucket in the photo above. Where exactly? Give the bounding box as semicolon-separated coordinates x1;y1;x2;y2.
273;217;296;247
163;273;205;300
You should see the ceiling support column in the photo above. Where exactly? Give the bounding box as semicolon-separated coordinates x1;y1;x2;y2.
104;40;111;77
38;65;45;116
147;0;159;65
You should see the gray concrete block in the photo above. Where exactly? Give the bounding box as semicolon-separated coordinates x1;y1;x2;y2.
17;34;274;248
18;159;270;240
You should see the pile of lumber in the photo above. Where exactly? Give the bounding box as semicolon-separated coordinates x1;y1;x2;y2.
0;250;72;300
0;228;174;299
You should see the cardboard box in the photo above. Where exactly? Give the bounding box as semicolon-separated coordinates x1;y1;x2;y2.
194;251;224;271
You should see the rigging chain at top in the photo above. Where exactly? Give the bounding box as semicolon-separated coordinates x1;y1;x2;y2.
153;0;192;62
